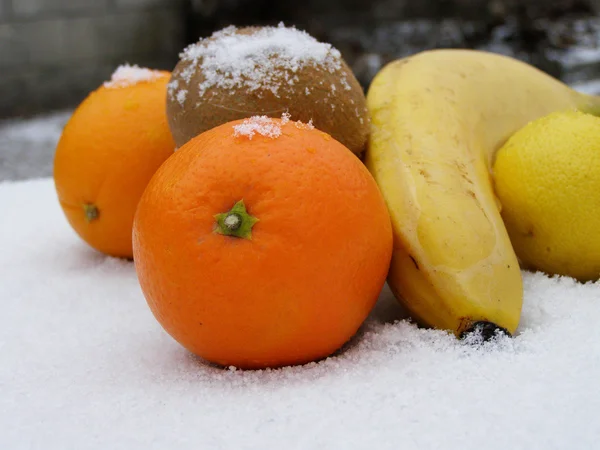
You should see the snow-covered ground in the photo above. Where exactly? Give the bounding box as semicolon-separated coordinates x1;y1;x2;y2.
2;98;600;449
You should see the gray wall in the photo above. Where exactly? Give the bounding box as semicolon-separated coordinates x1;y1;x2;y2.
0;0;185;118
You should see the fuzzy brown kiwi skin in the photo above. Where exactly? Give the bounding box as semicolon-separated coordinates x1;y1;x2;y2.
166;27;370;156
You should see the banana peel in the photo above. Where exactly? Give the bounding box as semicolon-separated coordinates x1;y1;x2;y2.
365;49;600;338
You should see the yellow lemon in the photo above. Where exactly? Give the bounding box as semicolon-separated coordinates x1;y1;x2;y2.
493;109;600;282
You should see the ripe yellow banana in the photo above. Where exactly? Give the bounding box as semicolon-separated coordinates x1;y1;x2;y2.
365;49;600;338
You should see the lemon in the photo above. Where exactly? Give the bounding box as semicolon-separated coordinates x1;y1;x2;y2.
493;108;600;282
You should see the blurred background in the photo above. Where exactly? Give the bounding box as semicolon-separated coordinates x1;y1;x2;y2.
1;0;600;119
1;0;600;180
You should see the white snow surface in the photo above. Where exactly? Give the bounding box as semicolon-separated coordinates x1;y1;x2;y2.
2;102;600;449
3;179;600;449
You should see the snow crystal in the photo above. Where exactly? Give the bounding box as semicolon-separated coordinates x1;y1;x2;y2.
176;89;187;106
3;111;600;449
167;77;189;107
167;78;179;98
178;23;343;98
232;115;282;139
340;76;352;91
294;118;314;130
104;64;164;88
231;113;310;139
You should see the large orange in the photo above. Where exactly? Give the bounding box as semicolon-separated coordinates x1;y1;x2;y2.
132;116;393;369
53;66;175;258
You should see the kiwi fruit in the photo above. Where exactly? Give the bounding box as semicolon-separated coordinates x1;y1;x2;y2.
166;24;369;155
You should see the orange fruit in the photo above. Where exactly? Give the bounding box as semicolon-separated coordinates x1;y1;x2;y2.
53;66;175;258
132;116;393;369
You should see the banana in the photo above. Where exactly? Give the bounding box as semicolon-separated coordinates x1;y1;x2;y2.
364;49;600;338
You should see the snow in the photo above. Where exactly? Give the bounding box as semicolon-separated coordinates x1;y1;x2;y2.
232;115;283;139
232;113;313;139
0;110;71;181
547;46;600;69
545;17;600;69
297;119;315;130
2;106;600;450
103;64;165;89
176;89;188;106
572;78;600;95
176;23;343;98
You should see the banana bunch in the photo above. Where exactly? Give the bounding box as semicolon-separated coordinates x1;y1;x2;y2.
365;49;600;338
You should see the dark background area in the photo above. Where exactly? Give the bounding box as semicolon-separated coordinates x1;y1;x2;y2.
184;0;600;88
0;0;599;118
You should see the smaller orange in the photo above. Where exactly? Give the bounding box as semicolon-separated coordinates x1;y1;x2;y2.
133;116;394;369
53;65;175;258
